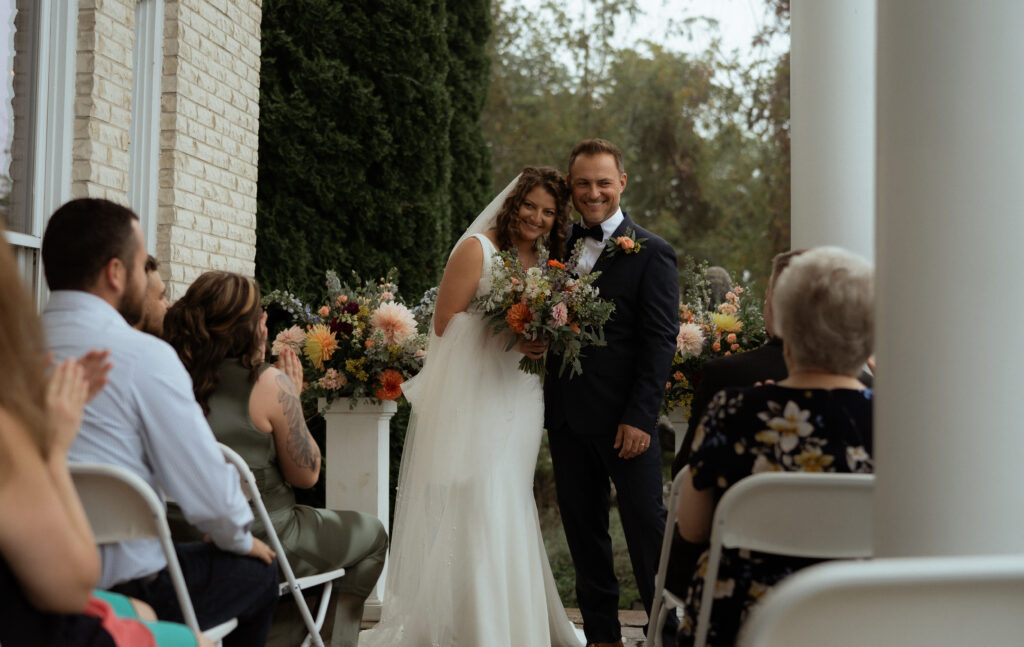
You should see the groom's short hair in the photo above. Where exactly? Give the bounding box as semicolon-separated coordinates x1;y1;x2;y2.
569;138;624;175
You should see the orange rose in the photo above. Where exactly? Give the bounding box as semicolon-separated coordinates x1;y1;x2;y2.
506;302;533;333
730;343;739;351
318;305;331;317
569;321;581;334
726;333;737;344
547;259;566;269
617;236;635;250
374;369;404;401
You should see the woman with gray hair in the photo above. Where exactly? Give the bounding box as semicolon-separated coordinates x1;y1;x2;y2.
673;246;875;647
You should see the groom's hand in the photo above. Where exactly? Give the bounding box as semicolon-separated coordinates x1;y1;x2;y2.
614;423;651;459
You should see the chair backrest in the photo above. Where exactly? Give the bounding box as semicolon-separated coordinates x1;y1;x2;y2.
695;472;874;647
218;443;344;647
646;466;690;647
739;555;1024;646
70;462;202;635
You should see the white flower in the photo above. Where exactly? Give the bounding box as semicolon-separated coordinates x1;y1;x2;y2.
761;401;815;453
676;322;705;357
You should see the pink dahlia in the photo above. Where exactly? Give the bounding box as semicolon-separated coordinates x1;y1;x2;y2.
549;302;569;328
272;325;306;356
676;323;704;357
370;301;417;346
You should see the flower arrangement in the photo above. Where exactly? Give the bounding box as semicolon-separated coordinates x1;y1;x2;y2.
662;259;767;414
263;269;427;409
475;242;615;378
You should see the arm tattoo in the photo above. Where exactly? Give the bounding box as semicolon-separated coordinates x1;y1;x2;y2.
275;373;319;471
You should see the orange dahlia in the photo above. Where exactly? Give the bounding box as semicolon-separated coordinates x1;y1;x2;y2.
304;324;338;369
505;302;533;333
375;369;404;400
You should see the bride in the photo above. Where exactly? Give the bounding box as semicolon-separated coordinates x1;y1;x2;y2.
359;167;585;646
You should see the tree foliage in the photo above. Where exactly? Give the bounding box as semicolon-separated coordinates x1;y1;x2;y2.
482;0;791;292
257;0;492;302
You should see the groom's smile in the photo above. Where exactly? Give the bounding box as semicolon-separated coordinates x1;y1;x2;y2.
568;152;627;227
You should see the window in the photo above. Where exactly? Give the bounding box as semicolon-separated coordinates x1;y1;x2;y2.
2;0;77;306
129;0;164;254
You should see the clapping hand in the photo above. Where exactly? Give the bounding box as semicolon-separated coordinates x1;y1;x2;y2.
275;347;304;392
77;349;113;401
45;358;91;453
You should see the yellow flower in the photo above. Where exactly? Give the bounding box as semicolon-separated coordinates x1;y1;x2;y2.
711;313;743;333
303;324;338;369
794;447;835;472
345;358;369;382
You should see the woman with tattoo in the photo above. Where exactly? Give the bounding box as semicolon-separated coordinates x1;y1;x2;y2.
163;271;387;647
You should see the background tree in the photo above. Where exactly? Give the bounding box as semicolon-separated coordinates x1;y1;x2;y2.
257;0;492;302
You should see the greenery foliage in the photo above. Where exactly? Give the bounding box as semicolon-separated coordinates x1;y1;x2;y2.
257;0;492;302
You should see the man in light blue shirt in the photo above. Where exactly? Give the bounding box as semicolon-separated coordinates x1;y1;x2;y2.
41;198;278;646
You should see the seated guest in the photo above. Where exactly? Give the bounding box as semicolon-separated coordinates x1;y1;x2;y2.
675;246;875;647
0;232;204;646
135;255;170;337
162;271;388;647
40;198;279;647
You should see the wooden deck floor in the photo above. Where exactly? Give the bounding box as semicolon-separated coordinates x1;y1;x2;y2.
360;608;652;645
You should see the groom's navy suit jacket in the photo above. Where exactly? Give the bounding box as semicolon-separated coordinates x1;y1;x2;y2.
544;213;679;437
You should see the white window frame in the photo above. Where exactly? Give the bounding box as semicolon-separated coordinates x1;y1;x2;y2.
128;0;164;255
4;0;77;307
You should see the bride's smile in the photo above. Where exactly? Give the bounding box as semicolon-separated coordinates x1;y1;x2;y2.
515;186;558;244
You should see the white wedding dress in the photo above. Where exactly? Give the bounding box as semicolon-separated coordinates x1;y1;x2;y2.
359;233;583;647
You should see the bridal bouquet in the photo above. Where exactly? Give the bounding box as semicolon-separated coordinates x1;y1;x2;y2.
262;270;427;408
663;259;766;414
475;244;615;378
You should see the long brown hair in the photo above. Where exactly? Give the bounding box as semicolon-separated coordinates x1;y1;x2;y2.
163;271;264;415
0;233;51;471
494;166;572;259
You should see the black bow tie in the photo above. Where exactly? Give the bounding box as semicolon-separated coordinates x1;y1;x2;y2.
573;222;604;242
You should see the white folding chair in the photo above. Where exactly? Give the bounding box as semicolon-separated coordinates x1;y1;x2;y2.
69;462;238;644
218;443;346;647
646;466;690;647
739;554;1024;646
692;472;875;647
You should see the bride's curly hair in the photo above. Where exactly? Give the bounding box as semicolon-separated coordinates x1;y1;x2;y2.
494;166;571;259
162;271;264;415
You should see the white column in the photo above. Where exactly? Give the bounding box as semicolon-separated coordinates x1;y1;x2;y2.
874;0;1024;556
321;398;397;620
791;0;876;261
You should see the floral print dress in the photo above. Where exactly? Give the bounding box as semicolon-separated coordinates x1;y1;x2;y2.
677;385;874;647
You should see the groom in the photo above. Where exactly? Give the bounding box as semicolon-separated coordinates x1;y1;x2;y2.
545;138;680;646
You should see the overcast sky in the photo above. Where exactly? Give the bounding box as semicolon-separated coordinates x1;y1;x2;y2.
617;0;785;59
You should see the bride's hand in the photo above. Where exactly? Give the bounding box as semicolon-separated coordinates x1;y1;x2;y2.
515;336;548;360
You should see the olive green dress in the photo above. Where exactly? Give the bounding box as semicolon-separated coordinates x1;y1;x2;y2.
207;360;387;647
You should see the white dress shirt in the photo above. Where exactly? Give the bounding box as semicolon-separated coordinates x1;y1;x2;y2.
575;208;624;275
43;291;255;588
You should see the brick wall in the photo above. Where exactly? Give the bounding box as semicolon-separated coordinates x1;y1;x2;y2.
159;0;262;296
70;0;262;298
73;0;134;201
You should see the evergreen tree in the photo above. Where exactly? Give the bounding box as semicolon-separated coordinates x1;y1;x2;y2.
257;0;491;301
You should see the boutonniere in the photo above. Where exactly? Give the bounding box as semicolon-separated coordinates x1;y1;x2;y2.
603;228;647;257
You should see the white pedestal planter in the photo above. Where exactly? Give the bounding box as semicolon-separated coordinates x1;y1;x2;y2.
319;398;397;621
